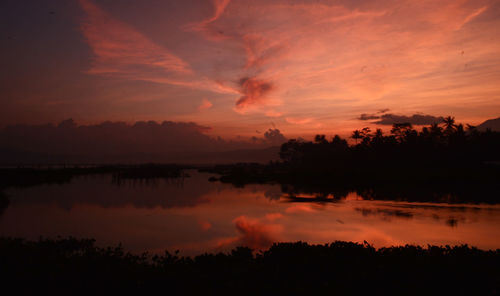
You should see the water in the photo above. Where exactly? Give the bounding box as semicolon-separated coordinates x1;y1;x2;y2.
1;170;499;255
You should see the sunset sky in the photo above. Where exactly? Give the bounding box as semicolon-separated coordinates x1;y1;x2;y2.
1;0;500;138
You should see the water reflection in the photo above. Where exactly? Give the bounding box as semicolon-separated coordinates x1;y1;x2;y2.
4;171;215;210
1;170;499;255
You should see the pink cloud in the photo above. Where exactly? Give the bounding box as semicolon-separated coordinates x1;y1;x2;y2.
234;77;274;112
79;0;190;75
78;0;239;95
75;0;500;130
198;98;213;110
184;0;232;40
457;6;488;30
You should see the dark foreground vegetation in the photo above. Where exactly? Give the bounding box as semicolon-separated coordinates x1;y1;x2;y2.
204;117;500;203
1;237;498;295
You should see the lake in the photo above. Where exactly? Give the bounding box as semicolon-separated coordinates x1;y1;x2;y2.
1;170;499;255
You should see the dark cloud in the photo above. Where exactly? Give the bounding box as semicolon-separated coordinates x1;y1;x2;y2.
263;128;287;145
235;77;273;110
358;112;444;125
358;113;380;120
374;114;444;125
0;119;284;164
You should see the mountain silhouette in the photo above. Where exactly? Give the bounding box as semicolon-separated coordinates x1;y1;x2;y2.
477;116;500;131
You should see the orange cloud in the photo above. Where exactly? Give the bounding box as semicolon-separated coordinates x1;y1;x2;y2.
198;98;213;110
265;110;283;118
285;117;314;125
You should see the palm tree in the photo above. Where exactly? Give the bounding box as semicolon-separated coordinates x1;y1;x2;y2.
390;123;413;142
443;116;456;133
466;124;476;131
351;130;363;144
430;123;443;137
466;124;479;137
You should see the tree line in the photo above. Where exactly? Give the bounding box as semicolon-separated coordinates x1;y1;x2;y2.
279;116;500;170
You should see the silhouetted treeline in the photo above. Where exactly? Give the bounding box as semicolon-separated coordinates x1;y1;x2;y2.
1;237;498;295
280;117;500;169
203;117;500;203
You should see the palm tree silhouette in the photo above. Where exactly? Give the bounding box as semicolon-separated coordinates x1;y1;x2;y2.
351;130;363;144
430;123;443;137
443;116;456;133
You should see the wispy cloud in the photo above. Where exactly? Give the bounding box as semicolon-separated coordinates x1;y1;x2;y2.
285;117;314;125
75;0;500;131
184;0;231;38
80;0;190;75
79;0;238;95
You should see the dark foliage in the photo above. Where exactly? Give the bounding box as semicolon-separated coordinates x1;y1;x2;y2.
203;118;500;203
1;237;498;295
278;118;500;170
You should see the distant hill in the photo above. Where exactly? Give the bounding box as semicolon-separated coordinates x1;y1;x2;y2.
477;116;500;131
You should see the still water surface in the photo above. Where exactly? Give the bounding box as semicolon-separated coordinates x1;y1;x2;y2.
1;170;499;255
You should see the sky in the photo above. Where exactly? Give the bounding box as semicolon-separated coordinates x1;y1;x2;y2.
1;0;500;139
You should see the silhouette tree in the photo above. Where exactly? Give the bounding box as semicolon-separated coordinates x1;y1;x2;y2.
430;123;443;137
314;134;327;144
390;123;413;142
443;116;456;135
351;130;363;144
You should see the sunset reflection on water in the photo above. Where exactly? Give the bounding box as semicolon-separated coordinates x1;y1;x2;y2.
1;171;499;255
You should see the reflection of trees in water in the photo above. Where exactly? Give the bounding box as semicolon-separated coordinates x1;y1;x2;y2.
275;182;500;204
264;187;282;200
355;207;414;220
0;169;215;212
111;175;187;188
446;217;459;227
210;119;500;204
